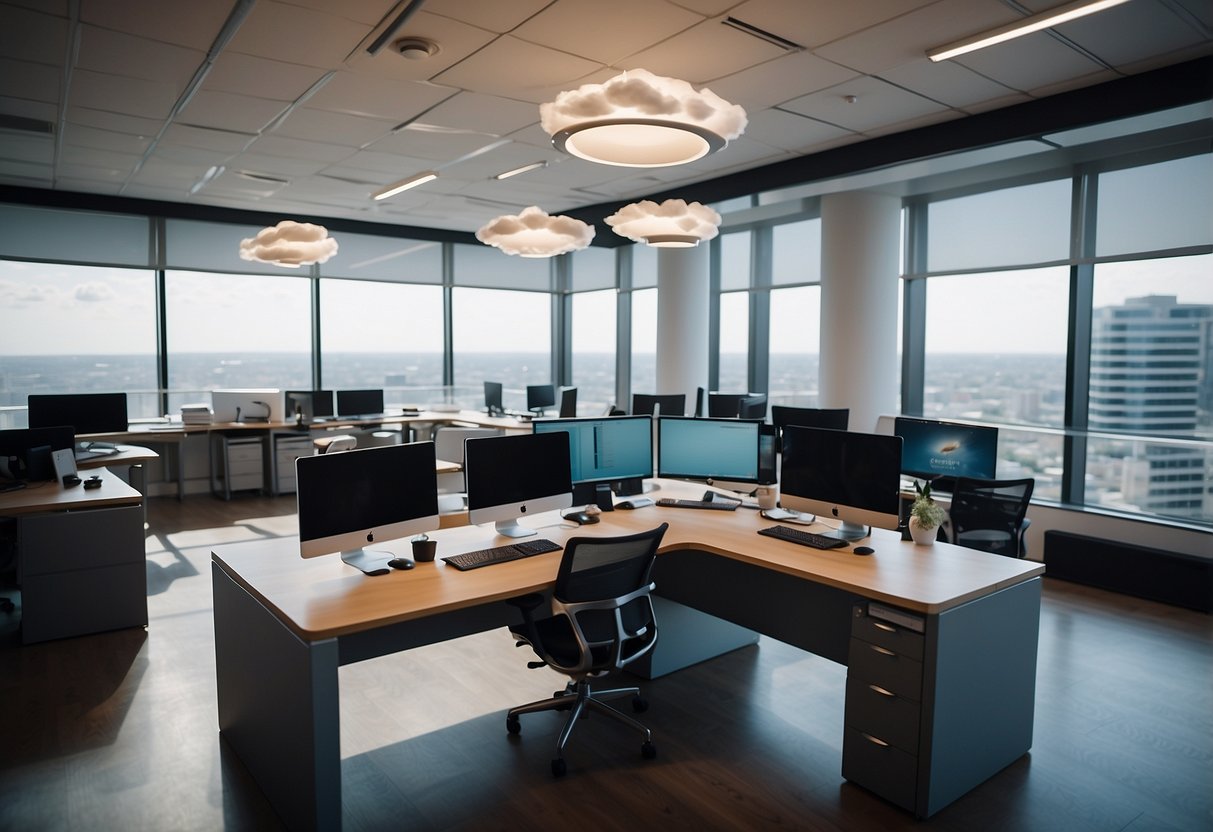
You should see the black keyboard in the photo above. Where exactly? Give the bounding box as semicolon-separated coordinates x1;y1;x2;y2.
758;525;849;550
656;498;738;511
442;538;562;571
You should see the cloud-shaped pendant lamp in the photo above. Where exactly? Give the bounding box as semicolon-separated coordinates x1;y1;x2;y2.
605;199;722;247
239;220;338;268
476;206;595;258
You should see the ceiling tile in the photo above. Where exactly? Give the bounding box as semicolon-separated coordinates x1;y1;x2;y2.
780;75;951;133
226;0;374;69
0;134;54;164
0;159;53;184
438;143;560;181
65;106;162;137
881;58;1017;110
225;151;331;178
0;58;60;104
272;107;397;148
512;0;703;65
302;72;457;122
417;92;539;137
327;148;440;176
62;123;153;155
0;96;57;123
951;31;1107;94
68;69;179;120
80;0;236;51
342;10;498;81
741;108;853;152
1054;0;1210;68
58;145;142;173
623;16;790;83
77;25;204;88
177;90;290;134
0;4;67;64
203;53;333;102
245;134;356;164
728;0;937;50
160;124;257;153
431;36;603;100
706;51;858;109
365;129;509;163
422;0;553;34
278;0;399;27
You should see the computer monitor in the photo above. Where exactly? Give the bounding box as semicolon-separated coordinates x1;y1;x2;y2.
780;426;904;541
707;392;747;418
632;393;686;417
771;406;850;452
484;381;504;416
295;441;439;573
533;415;653;504
738;394;768;420
657;416;762;485
27;392;128;435
526;384;556;416
464;431;572;538
894;416;999;490
336;388;384;418
286;390;335;421
0;426;74;481
558;386;577;418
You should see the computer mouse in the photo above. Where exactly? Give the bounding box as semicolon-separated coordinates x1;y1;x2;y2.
564;511;599;525
387;557;415;570
853;546;875;556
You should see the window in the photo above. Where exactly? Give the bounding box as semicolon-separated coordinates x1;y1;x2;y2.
630;288;657;402
718;291;749;392
452;287;550;411
0;262;157;424
165;271;312;413
926;179;1070;272
571;289;616;415
319;279;444;398
768;286;821;406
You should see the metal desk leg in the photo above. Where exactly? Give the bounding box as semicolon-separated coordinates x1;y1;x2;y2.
212;562;340;832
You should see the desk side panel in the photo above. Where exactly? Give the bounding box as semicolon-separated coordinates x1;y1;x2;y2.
212;562;339;832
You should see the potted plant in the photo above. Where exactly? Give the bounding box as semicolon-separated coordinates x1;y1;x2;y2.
908;480;945;545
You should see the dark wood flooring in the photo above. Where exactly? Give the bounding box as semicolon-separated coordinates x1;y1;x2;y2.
1;495;1210;831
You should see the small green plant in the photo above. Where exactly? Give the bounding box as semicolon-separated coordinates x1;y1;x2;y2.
910;480;946;529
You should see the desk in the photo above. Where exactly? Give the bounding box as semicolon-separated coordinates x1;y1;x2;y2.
1;467;147;644
212;479;1042;830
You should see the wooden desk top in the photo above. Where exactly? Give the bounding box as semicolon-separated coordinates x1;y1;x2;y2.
76;444;159;470
213;479;1043;642
0;467;143;516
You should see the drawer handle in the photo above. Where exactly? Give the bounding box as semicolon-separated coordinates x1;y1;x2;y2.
868;684;896;698
872;621;897;633
869;644;897;657
860;732;890;747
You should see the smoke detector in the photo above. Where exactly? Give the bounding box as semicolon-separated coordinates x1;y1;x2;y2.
392;37;439;60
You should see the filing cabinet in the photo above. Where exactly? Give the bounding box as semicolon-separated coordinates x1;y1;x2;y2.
210;433;266;499
272;434;313;495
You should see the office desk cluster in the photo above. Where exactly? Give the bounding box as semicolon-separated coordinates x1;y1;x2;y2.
212;479;1043;830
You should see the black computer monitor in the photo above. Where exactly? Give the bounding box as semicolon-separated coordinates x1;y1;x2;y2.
533;415;653;503
780;426;904;541
295;441;439;573
558;386;577;418
894;416;999;490
336;389;384;418
738;394;768;420
526;384;556;416
771;406;850;432
657;416;762;485
707;392;747;418
632;393;686;416
27;392;128;435
465;431;572;538
0;426;75;481
286;390;335;421
484;381;504;416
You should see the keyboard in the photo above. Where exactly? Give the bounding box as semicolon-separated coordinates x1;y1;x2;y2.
757;524;849;550
442;538;562;571
656;497;738;511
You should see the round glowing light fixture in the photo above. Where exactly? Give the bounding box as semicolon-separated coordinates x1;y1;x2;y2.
540;69;747;168
476;206;595;258
605;199;722;248
238;220;338;268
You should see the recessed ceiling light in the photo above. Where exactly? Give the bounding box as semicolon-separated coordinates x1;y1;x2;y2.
372;171;438;201
493;161;548;180
927;0;1132;62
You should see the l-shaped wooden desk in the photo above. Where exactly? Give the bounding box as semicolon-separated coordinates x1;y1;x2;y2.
211;479;1043;830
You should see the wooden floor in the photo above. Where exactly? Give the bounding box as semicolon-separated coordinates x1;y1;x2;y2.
1;494;1210;831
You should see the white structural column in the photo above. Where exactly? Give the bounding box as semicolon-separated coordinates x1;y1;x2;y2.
819;191;901;431
655;245;710;408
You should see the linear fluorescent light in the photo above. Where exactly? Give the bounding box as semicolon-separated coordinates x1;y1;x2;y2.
372;171;438;200
927;0;1131;62
493;161;548;180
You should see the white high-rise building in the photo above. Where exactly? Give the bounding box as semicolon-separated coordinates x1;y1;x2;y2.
1089;295;1213;520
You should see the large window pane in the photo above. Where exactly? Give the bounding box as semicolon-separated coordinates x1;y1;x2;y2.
768;285;821;406
923;267;1069;426
452;287;550;412
165;270;312;412
320;279;444;402
718;291;749;392
1096;155;1213;257
571;289;616;415
926;179;1070;272
0;262;157;425
719;231;751;290
630;288;657;401
772;219;821;286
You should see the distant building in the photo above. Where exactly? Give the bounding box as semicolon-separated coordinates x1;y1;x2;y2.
1089;295;1213;520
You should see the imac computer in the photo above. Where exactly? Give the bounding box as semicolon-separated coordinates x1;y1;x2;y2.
532;415;653;505
464;431;572;538
657;416;763;486
526;384;556;417
780;425;904;541
286;390;335;421
894;416;998;490
484;381;505;416
336;388;385;419
295;441;439;573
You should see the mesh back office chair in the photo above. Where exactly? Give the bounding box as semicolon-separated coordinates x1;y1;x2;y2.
738;394;768;420
558;386;578;418
943;477;1035;558
506;523;669;777
631;393;685;417
707;392;747;417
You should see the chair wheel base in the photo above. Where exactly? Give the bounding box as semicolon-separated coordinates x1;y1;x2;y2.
506;715;521;735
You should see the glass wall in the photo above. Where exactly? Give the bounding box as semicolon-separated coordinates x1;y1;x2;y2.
630;287;657;404
768;285;821;406
571;288;616;415
451;287;551;412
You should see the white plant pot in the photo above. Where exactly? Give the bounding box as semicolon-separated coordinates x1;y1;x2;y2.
908;516;937;546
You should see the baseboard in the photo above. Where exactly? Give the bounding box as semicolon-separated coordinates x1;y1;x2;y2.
1043;530;1213;612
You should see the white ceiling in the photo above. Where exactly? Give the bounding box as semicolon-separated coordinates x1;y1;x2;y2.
0;0;1210;235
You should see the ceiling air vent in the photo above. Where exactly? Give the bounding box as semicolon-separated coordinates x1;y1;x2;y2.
0;114;55;135
721;17;803;52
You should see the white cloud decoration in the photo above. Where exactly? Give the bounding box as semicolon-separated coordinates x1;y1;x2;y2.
475;206;595;258
239;220;338;268
604;199;722;247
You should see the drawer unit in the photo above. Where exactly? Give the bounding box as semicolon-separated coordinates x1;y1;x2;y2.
272;434;313;495
842;602;926;813
211;434;266;499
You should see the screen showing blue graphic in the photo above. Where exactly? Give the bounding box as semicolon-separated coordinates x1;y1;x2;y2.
894;417;998;484
533;415;652;486
657;417;761;484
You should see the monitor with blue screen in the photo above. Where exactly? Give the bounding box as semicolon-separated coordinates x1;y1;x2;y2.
533;415;652;503
894;417;998;489
657;417;761;484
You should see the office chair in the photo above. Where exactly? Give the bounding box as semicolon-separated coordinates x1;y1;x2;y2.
558;386;578;418
631;393;685;417
694;387;705;417
312;434;357;454
943;477;1035;558
771;405;849;432
707;392;747;417
738;393;768;420
506;523;669;777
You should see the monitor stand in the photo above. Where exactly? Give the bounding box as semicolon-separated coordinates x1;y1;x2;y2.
818;521;870;542
340;548;393;574
495;518;535;538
